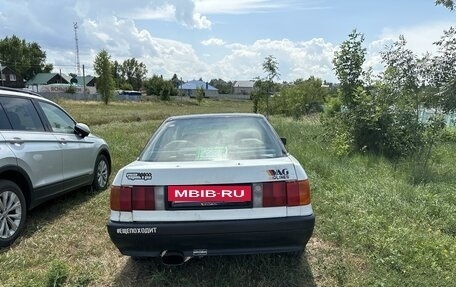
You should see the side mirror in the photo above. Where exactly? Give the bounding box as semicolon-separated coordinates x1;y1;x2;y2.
280;137;287;145
74;123;91;138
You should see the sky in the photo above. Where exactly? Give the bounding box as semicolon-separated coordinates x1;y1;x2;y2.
0;0;455;83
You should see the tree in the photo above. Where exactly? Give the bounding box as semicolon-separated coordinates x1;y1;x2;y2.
252;79;267;113
436;0;454;10
171;73;182;89
325;31;425;159
94;50;115;105
111;60;122;88
144;75;164;97
160;80;177;101
262;55;280;117
120;58;147;91
274;77;326;118
325;28;451;167
144;75;177;101
195;86;204;105
209;78;233;94
381;35;422;120
332;30;366;108
426;27;456;113
0;35;53;80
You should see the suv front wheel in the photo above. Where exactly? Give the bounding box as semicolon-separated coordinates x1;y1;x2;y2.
92;154;110;191
0;180;26;248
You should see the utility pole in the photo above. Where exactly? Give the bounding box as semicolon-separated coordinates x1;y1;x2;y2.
82;64;87;100
0;62;3;87
74;22;81;76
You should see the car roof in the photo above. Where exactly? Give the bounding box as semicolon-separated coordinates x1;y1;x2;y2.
166;113;266;121
0;87;54;103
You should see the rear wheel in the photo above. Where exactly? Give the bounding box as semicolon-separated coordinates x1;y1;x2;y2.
0;180;27;248
92;154;110;191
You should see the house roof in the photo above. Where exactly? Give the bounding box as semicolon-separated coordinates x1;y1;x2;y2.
62;74;72;83
233;80;255;88
180;80;217;91
26;73;96;86
1;66;20;76
75;75;95;85
26;73;69;85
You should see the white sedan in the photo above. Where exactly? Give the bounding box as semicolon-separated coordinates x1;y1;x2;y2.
107;113;314;265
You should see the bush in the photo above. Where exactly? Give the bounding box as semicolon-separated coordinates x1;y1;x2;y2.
195;87;204;105
144;75;177;101
441;127;456;142
119;82;133;91
65;85;76;94
322;85;430;160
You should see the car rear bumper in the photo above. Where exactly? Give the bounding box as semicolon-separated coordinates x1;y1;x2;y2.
107;215;315;258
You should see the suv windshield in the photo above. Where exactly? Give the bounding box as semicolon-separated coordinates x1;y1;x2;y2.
140;116;285;162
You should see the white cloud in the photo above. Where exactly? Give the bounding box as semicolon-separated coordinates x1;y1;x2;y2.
379;21;456;56
69;16;209;79
195;0;329;15
363;38;395;75
208;38;337;82
49;26;340;83
359;21;456;78
0;0;213;60
196;0;286;14
201;38;226;46
42;15;207;79
78;0;212;29
132;4;176;21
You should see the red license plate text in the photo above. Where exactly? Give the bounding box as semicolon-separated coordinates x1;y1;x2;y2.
168;185;251;202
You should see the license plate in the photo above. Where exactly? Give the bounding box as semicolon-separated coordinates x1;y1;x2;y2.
168;185;252;202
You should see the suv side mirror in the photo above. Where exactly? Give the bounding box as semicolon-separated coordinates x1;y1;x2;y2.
74;123;90;138
280;137;287;145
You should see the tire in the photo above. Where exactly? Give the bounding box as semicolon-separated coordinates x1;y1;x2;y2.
0;180;27;248
92;154;110;191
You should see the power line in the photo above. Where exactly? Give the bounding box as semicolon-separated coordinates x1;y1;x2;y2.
0;62;93;68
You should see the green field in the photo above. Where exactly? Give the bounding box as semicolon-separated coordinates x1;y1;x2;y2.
1;99;455;286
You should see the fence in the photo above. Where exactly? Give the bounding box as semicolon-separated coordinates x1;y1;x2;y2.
419;109;456;127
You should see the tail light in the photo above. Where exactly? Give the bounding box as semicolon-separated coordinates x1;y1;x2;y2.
262;182;287;207
110;186;155;211
286;180;311;206
261;180;311;207
110;181;310;211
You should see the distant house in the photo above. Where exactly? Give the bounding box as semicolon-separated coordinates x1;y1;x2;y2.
0;66;25;88
233;80;255;95
179;80;218;97
27;73;97;87
26;73;70;86
26;73;98;95
75;75;96;87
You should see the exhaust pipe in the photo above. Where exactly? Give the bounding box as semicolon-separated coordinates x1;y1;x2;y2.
160;250;192;266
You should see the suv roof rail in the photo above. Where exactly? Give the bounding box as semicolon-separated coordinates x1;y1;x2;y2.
0;86;43;98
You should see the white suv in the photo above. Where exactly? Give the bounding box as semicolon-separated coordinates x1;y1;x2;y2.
0;87;111;247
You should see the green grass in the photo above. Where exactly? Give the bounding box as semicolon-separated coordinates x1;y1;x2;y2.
1;99;455;286
272;116;456;286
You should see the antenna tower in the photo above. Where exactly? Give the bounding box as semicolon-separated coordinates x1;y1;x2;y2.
74;22;81;75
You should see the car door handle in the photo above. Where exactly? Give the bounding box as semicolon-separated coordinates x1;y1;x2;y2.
10;137;23;145
59;138;67;145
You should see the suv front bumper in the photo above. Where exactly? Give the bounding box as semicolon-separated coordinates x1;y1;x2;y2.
107;215;315;258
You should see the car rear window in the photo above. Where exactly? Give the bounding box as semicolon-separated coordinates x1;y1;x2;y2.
140;116;285;162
